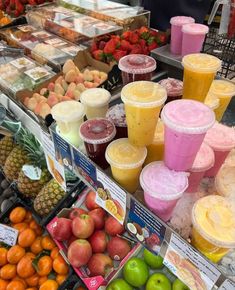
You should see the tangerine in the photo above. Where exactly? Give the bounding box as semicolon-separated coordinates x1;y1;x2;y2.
37;256;52;276
12;223;28;233
41;236;56;251
18;229;36;248
9;207;26;224
53;256;69;275
17;255;35;278
7;245;25;264
6;280;25;290
0;248;8;266
30;237;43;255
39;280;58;290
0;264;16;280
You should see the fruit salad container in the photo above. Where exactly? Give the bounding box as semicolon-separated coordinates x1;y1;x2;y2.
46;187;140;290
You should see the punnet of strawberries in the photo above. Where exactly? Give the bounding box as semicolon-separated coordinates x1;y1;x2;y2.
91;26;168;64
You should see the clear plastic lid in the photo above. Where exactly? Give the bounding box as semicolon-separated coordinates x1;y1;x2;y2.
215;165;235;198
51;101;85;123
106;104;127;127
105;138;147;169
204;94;220;110
152;119;164;144
118;54;156;75
79;118;116;145
121;81;167;108
80;88;111;107
161;100;215;134
170;16;195;26
192;195;235;248
210;80;235;97
204;122;235;151
182;53;221;73
190;143;214;172
182;23;209;35
140;161;188;201
159;78;183;97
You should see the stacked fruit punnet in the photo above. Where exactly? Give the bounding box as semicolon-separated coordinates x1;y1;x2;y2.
50;190;132;278
0;206;69;290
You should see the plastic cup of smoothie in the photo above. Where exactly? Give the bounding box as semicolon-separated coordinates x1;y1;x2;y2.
106;104;127;139
140;161;188;221
80;88;111;119
186;143;214;193
204;122;235;177
181;23;209;57
207;80;235;122
79;118;116;169
191;195;235;263
51;101;85;148
204;93;220;121
215;165;235;199
145;119;164;165
105;138;147;193
118;54;156;85
121;81;167;147
182;53;221;102
161;99;215;171
158;78;183;104
170;16;195;55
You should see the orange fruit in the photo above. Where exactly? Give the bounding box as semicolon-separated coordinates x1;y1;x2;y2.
0;264;16;280
26;288;37;290
50;248;59;260
29;220;42;236
7;245;25;264
56;274;67;285
39;280;58;290
12;276;27;287
18;229;36;248
37;256;52;276
0;248;8;266
25;274;39;287
0;278;8;290
12;223;28;233
24;211;33;223
6;280;25;290
17;254;35;278
53;256;69;275
30;237;43;255
38;276;47;286
41;236;56;251
9;207;26;224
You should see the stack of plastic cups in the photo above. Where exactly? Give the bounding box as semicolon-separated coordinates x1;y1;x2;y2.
181;23;209;56
215;165;235;199
161;99;215;171
170;16;195;55
204;122;235;177
186;143;214;193
182;53;221;102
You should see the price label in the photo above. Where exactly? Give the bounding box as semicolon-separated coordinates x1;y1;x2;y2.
22;165;42;180
218;279;235;290
0;224;18;246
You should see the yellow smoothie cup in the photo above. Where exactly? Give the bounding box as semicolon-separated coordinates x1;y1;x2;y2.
207;80;235;122
215;165;235;199
105;138;147;193
121;81;167;147
204;94;220;121
145;119;164;165
191;195;235;263
182;53;221;102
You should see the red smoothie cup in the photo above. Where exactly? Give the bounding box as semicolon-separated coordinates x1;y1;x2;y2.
159;78;183;104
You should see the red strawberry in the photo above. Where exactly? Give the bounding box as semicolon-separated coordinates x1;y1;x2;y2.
15;0;24;14
129;32;139;44
139;39;146;48
120;40;131;51
92;49;104;61
91;42;98;52
148;42;158;51
122;31;131;41
104;39;117;54
98;41;106;50
28;0;37;5
150;29;159;37
10;0;15;9
111;35;121;42
130;44;142;54
113;50;127;61
138;26;150;40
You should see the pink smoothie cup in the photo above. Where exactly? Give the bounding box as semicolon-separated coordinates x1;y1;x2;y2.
181;23;209;56
170;16;195;55
140;161;188;221
161;99;215;171
187;143;214;193
204;122;235;177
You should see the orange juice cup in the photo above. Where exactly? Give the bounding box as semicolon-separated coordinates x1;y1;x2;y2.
182;53;221;102
191;195;235;263
121;81;167;147
204;93;220;121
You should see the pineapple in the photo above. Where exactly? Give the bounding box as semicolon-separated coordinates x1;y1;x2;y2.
0;136;15;167
33;179;66;216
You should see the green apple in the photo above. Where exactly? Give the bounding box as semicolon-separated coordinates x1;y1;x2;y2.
123;257;149;287
107;278;133;290
143;249;164;269
145;273;171;290
173;278;190;290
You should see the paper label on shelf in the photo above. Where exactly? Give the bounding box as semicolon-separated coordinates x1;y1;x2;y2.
164;233;221;290
22;165;42;180
41;131;66;191
127;198;166;253
95;169;126;225
0;224;18;246
218;279;235;290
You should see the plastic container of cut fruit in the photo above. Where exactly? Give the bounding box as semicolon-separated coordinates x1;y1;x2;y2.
47;187;139;290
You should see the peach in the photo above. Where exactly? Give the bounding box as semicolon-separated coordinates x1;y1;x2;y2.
39;103;51;119
54;83;65;95
48;82;55;91
32;93;42;101
67;82;76;92
66;90;75;99
61;79;68;91
83;70;93;82
39;96;47;102
61;96;72;101
65;70;77;83
23;97;30;107
63;59;76;74
55;76;64;85
47;94;59;107
74;90;81;101
27;97;38;111
75;75;84;84
76;83;86;92
84;81;94;88
34;100;47;115
93;76;101;84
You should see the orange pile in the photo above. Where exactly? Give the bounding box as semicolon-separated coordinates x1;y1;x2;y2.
0;207;70;290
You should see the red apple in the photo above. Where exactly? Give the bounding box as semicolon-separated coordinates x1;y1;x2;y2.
68;239;92;268
67;234;77;247
88;208;106;230
69;208;88;220
85;191;100;210
107;237;131;260
87;254;113;277
72;214;95;239
51;217;72;241
105;216;125;236
88;230;108;253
